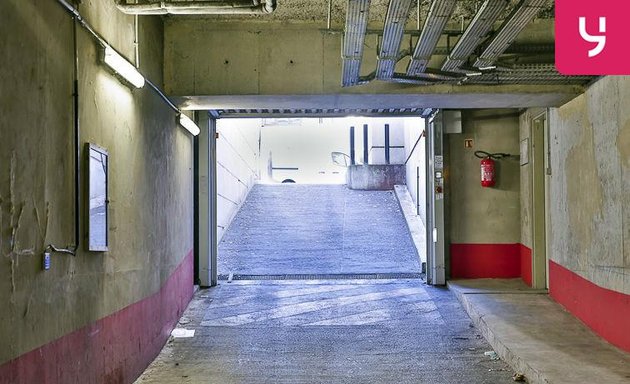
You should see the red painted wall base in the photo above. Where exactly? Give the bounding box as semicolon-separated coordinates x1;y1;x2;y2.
0;249;194;384
450;243;521;279
549;261;630;353
519;244;532;287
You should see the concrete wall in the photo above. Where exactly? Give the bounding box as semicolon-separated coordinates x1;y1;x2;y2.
347;165;406;190
216;119;261;243
0;1;193;382
447;110;521;279
404;119;426;223
548;77;630;293
546;76;630;352
162;19;581;106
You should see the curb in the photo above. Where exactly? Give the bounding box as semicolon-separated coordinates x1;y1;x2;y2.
448;283;550;384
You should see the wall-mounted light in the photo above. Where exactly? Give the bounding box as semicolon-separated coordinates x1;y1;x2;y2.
179;114;201;136
103;46;145;88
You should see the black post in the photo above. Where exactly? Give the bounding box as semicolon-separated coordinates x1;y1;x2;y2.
363;124;369;164
349;126;356;165
384;123;390;164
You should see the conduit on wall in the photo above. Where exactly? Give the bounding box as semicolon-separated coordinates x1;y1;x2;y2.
56;0;198;134
42;0;83;256
115;0;276;15
49;0;202;254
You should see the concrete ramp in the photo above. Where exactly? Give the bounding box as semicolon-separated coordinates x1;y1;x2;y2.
218;184;421;276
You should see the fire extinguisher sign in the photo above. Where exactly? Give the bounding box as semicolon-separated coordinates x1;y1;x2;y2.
434;155;443;170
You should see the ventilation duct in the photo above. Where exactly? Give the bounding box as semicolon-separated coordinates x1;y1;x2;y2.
441;0;508;72
342;0;371;87
375;0;414;80
474;0;552;69
407;0;457;76
115;0;276;15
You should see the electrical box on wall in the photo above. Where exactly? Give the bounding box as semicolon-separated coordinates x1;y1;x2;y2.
443;110;462;134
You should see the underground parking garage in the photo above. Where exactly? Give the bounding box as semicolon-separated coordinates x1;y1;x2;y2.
1;0;630;383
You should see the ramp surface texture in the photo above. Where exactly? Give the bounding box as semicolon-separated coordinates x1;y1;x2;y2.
137;184;517;383
218;184;421;275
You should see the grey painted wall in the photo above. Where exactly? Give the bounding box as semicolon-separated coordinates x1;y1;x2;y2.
448;110;521;244
549;76;630;294
0;0;192;364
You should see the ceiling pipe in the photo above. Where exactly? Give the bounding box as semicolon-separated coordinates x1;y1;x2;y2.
406;0;458;76
341;0;372;87
115;0;276;15
375;0;414;80
474;0;552;69
441;0;509;72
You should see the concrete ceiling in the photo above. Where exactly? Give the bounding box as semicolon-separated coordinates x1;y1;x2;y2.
179;0;554;26
159;0;588;114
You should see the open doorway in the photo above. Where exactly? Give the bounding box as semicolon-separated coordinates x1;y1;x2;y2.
203;116;426;281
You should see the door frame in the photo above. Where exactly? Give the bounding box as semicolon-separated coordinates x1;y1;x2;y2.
426;113;445;285
197;112;218;287
531;111;548;289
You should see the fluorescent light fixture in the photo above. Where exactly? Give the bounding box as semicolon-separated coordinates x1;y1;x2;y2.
478;65;497;71
103;46;145;88
179;114;201;136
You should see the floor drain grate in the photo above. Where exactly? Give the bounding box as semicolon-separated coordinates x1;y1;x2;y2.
217;273;425;281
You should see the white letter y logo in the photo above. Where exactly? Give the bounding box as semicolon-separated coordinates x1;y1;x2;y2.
579;17;607;57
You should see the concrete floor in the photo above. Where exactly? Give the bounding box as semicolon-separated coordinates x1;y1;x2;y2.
136;185;517;383
218;184;421;275
136;279;516;383
449;279;630;384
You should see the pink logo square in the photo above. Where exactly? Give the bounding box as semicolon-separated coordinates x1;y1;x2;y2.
556;0;630;75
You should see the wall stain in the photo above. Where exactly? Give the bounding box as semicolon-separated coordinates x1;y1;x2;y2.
617;119;630;167
566;117;604;256
3;152;35;296
33;197;49;248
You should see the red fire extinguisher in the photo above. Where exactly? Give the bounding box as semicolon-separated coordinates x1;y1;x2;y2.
480;157;495;187
475;151;510;188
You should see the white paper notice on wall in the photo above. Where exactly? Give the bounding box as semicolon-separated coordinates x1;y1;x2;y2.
434;155;443;170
